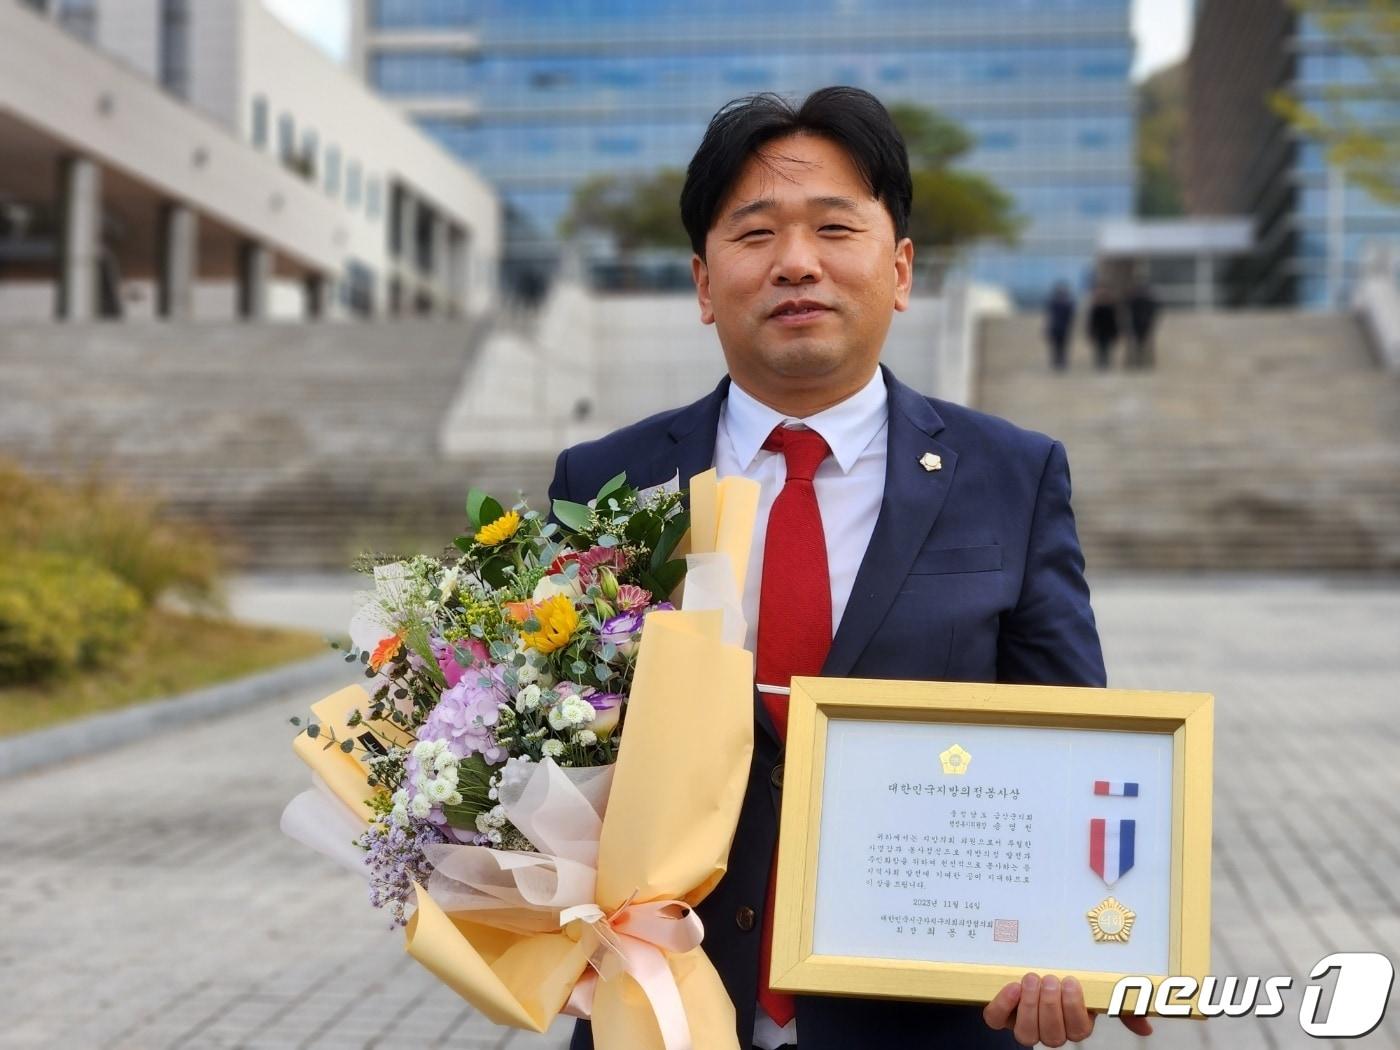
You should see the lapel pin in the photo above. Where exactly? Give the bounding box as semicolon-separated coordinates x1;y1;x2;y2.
920;452;942;472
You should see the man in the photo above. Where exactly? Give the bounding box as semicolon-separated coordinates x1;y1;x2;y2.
551;87;1152;1049
1086;283;1120;372
1044;282;1076;372
1127;280;1159;370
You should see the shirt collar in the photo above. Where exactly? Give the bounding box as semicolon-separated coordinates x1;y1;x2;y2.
723;368;888;474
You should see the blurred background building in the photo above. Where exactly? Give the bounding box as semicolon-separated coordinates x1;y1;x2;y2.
0;0;500;320
351;0;1137;307
1187;0;1400;309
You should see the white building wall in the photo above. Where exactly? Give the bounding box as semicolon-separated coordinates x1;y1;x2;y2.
231;1;501;311
189;0;241;129
5;0;500;320
0;2;346;274
440;289;979;457
94;0;160;80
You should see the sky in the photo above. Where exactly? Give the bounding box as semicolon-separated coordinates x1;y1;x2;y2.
261;0;1194;82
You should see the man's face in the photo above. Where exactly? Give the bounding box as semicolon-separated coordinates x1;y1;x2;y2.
692;133;913;408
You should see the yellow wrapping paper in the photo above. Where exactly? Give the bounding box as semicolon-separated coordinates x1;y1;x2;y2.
291;470;758;1050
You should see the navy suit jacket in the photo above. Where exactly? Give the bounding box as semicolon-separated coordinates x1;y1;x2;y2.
552;366;1106;1050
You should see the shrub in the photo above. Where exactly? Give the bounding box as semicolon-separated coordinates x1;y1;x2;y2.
0;460;222;609
0;551;144;684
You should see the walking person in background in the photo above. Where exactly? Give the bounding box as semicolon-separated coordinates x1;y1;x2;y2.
1086;284;1120;371
1127;279;1159;370
1043;281;1075;372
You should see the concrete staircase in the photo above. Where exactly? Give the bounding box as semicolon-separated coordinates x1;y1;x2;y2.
0;319;558;568
975;311;1400;571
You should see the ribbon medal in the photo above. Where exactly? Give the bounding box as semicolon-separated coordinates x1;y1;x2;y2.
1089;818;1136;886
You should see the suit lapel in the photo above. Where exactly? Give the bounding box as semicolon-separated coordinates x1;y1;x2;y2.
640;375;728;508
822;367;956;679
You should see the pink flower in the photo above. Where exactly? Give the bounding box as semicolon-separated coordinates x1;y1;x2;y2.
614;584;652;613
549;546;630;589
433;636;488;689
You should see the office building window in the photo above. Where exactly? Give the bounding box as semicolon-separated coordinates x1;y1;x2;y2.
251;96;269;149
325;145;342;197
300;129;319;181
159;0;191;98
56;0;96;41
278;114;296;167
367;178;382;220
347;161;363;210
342;260;375;317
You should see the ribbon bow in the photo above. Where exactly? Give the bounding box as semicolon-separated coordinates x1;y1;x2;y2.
561;890;707;1050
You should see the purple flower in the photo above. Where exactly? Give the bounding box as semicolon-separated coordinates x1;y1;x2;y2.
360;818;446;927
600;610;645;656
413;664;509;767
587;692;624;737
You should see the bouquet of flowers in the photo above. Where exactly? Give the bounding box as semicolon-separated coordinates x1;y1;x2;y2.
282;469;760;1050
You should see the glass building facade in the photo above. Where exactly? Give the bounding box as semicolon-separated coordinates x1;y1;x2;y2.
361;0;1136;304
1188;0;1400;309
1289;13;1400;308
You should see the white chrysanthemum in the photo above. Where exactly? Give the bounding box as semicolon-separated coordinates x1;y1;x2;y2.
541;739;565;758
412;740;439;763
547;693;592;731
424;777;455;803
516;661;540;685
574;730;597;746
515;684;542;712
409;793;432;819
475;805;507;833
432;750;458;776
389;788;411;827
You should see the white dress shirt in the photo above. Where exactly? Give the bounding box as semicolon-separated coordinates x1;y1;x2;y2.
713;368;890;1049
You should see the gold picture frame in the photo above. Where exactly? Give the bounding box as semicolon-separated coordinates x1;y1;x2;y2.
770;677;1213;1016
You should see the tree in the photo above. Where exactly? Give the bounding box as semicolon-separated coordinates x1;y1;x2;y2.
1270;0;1400;207
559;168;690;256
886;102;1022;258
558;104;1020;273
1136;61;1186;217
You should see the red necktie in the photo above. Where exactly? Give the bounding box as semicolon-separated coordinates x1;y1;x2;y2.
755;424;832;1029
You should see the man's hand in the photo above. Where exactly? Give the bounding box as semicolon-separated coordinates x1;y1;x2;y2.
983;973;1154;1046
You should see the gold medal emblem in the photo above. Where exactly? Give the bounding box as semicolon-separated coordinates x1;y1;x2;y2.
1087;896;1136;943
939;743;971;775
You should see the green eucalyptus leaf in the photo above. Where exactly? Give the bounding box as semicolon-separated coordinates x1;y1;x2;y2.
551;499;593;532
594;471;628;506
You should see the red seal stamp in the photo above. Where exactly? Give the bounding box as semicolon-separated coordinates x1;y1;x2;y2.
993;919;1019;943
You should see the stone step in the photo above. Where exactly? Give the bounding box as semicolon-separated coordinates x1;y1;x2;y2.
975;309;1400;571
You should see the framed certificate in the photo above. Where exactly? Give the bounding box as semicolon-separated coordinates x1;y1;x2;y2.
770;678;1213;1015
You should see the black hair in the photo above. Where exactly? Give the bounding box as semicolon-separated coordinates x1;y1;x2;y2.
680;86;913;258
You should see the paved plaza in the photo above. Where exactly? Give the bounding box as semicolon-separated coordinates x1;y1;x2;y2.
3;575;1398;1049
